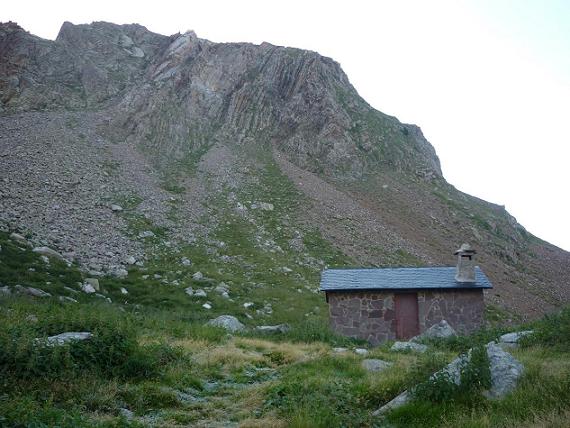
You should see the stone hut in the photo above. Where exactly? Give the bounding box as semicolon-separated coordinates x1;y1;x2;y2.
320;244;492;345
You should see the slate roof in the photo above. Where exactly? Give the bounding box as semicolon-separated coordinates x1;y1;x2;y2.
320;266;493;291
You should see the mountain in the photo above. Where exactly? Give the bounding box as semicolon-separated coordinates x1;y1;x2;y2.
0;20;568;320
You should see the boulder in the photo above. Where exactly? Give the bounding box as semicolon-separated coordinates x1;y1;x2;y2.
354;348;369;356
125;256;136;265
372;391;410;416
39;332;93;347
362;359;393;372
110;204;123;212
391;341;428;353
184;287;194;296
192;271;204;280
202;303;212;309
138;231;155;238
180;257;192;266
10;232;29;246
206;315;245;332
484;342;524;399
120;287;129;295
15;285;51;297
499;330;534;345
373;341;524;416
32;246;66;262
111;268;128;278
255;324;291;334
411;320;456;342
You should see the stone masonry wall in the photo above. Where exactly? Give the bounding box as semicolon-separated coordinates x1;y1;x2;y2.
327;291;397;345
327;289;485;345
418;289;485;334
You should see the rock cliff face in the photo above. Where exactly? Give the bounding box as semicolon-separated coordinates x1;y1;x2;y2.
0;21;568;319
1;21;440;178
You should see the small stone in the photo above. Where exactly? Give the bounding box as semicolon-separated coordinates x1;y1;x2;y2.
361;359;393;372
243;302;254;308
255;324;291;334
192;271;203;280
411;320;456;342
25;314;39;323
202;303;212;310
184;287;194;296
119;408;134;420
332;347;348;353
111;204;123;212
215;282;229;293
126;256;136;265
194;289;207;297
138;230;155;238
180;257;192;266
354;348;369;356
84;278;100;291
391;341;428;353
95;293;112;303
40;255;50;264
80;283;96;294
120;287;128;295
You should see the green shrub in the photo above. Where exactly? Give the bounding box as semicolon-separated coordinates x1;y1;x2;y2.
521;307;570;351
0;301;182;380
412;346;490;404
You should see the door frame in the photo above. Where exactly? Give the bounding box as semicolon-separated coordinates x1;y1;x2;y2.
394;292;420;339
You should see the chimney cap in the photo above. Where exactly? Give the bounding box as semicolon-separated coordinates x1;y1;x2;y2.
454;243;476;255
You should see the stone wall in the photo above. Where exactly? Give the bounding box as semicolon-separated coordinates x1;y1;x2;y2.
418;289;485;334
327;291;397;345
327;289;486;345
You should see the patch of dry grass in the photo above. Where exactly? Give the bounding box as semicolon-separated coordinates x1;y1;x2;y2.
234;337;328;365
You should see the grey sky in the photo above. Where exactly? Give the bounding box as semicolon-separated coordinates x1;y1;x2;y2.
3;0;569;250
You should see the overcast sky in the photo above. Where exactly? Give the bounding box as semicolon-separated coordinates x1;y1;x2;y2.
3;0;569;251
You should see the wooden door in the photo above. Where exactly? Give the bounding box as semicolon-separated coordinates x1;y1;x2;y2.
395;293;419;339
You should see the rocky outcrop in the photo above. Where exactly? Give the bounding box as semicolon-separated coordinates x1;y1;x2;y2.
374;341;524;416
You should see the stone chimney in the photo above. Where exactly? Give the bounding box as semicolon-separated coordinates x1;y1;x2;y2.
454;243;476;283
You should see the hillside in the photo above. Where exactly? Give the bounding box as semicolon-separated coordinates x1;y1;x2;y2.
1;21;568;320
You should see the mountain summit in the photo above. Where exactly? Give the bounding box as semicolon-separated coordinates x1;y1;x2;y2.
0;21;568;319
